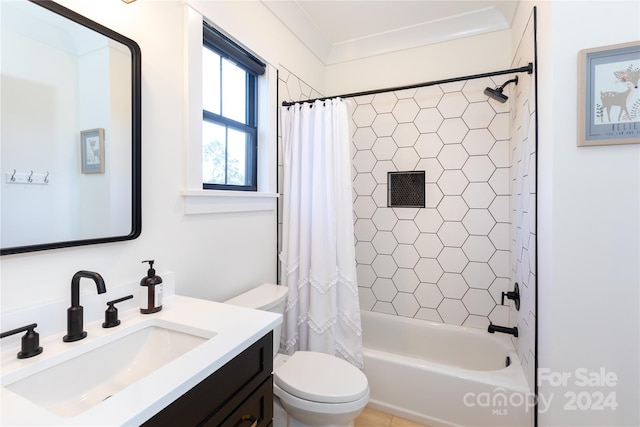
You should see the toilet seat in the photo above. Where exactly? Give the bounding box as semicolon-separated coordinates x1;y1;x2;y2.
274;351;369;404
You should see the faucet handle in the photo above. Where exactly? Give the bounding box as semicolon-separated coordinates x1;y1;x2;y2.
103;295;134;328
0;323;43;359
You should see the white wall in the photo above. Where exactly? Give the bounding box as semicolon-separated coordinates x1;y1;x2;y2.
536;1;640;426
0;0;322;315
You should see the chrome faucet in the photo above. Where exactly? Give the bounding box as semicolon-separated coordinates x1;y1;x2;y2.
63;271;107;342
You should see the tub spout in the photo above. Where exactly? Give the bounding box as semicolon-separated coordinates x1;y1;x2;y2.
487;322;518;337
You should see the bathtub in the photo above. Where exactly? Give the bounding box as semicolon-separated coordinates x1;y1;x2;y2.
360;310;532;427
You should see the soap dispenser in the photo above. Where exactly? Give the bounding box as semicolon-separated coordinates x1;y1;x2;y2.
140;260;163;314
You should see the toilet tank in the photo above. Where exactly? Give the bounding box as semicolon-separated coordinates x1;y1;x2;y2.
225;283;288;357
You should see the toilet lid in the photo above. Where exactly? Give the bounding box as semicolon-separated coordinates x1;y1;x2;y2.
274;351;368;404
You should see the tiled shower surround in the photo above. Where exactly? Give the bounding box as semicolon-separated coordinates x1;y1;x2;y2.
278;68;514;329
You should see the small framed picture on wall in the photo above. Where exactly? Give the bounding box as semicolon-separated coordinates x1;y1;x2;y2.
577;41;640;147
81;128;105;173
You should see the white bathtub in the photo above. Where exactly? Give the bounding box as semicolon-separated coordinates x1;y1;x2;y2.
360;310;532;427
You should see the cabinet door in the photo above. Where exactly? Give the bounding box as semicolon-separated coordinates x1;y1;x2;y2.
204;376;273;427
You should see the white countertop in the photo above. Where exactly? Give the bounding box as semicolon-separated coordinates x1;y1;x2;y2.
0;294;281;426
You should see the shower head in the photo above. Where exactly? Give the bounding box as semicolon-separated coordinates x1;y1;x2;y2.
484;76;519;103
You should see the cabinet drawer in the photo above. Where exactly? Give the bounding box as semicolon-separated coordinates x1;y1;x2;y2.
142;332;273;427
204;376;273;427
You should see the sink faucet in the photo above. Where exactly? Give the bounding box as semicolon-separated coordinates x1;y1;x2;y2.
63;271;107;342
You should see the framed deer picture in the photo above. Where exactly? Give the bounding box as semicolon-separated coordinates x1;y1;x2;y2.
578;41;640;146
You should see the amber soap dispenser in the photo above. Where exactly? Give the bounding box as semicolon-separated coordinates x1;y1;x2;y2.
140;260;163;314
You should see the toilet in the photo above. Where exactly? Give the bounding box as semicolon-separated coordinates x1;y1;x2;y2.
225;283;369;427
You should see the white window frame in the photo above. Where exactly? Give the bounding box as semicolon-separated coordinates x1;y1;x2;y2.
182;4;278;214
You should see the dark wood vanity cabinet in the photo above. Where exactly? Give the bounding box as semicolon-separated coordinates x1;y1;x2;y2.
142;332;273;427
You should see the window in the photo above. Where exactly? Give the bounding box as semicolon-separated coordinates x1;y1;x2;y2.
202;23;265;191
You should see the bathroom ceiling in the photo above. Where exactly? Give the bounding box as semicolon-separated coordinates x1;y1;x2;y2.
262;0;518;64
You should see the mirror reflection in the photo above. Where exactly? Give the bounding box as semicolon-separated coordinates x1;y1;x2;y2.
0;0;141;255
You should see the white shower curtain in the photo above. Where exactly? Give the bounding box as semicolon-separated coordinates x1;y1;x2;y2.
280;98;364;369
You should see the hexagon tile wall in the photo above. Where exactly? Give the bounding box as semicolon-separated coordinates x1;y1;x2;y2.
278;66;516;331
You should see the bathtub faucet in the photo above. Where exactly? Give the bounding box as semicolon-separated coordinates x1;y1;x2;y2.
488;322;518;337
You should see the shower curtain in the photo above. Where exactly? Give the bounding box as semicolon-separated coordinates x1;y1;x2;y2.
280;98;364;369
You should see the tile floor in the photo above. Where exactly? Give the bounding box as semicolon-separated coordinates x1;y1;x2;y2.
354;407;429;427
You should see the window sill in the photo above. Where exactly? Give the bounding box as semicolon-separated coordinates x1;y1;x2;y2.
181;189;278;214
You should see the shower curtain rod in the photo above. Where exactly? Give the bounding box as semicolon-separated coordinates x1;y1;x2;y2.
282;62;533;107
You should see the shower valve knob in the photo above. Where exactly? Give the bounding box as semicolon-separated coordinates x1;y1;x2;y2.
501;283;520;311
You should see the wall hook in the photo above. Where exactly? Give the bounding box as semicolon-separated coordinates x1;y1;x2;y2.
44;172;50;183
28;170;33;183
11;169;16;182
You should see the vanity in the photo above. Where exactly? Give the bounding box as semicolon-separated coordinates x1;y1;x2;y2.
0;276;281;426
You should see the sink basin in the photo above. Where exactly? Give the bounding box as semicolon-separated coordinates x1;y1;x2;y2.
4;321;214;418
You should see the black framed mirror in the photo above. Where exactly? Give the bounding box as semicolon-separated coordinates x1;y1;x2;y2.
1;0;141;255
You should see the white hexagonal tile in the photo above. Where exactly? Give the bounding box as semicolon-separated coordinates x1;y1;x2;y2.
489;167;510;195
437;221;469;247
462;78;495;103
353;127;376;151
488;304;509;327
488;113;510;140
358;287;376;311
353;150;377;173
393;268;420;293
463;209;496;235
415;108;443;133
372;184;388;208
353;173;377;196
415;86;444;108
415;282;444;308
392;98;420;123
355;219;376;243
462;289;495;316
372;301;397;315
425;183;443;208
372;113;398;137
392;147;420;171
437;272;469;299
488;277;509;305
372;137;397;160
463;315;490;330
462;102;496;129
354;94;375;105
371;229;398;256
393;207;419;220
355;241;377;265
417;158;443;183
392;123;420;147
488;222;510;250
372;278;398;302
353;196;377;218
371;160;396;184
462;262;496;289
371;254;398;278
356;263;377;288
437;299;469;325
414;209;444;233
372;208;398;231
286;78;302;100
415;308;443;322
352;104;376;127
489;195;510;222
462;183;496;209
392;220;420;244
395;88;418;99
415;258;444;283
462;235;496;262
437;92;469;118
415;233;443;258
437;118;468;144
393;293;420;317
437;247;469;273
463;156;496;182
438;196;469;221
438;144;469;170
415;133;443;158
462;129;496;156
489;250;510;278
489;139;510;168
438;170;469;195
393;244;420;268
372;92;398;113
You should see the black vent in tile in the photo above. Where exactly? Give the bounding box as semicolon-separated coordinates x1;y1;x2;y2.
387;171;425;208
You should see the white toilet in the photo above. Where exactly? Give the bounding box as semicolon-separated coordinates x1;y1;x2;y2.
225;283;369;427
